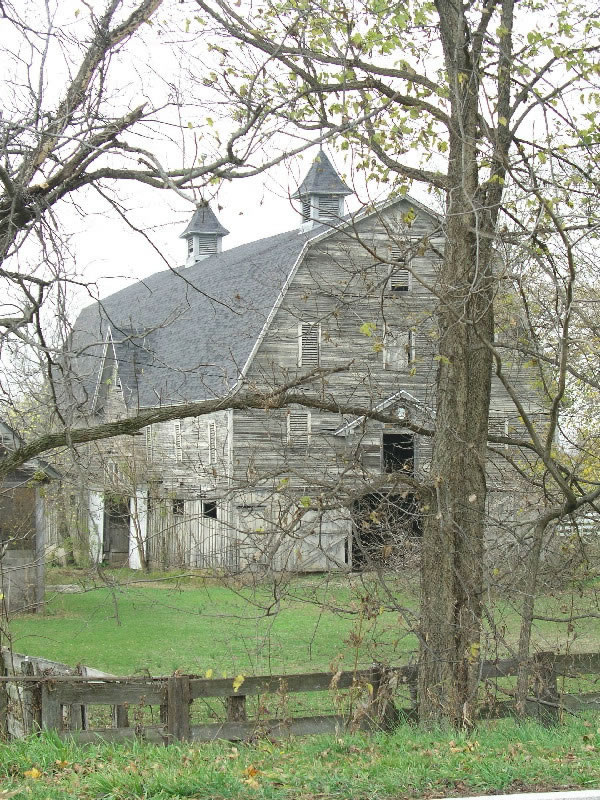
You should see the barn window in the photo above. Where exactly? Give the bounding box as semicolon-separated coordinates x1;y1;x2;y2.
383;330;415;369
208;421;217;464
202;499;218;519
287;411;311;447
172;498;185;516
174;420;183;462
145;425;154;462
382;433;414;474
388;247;411;292
104;461;120;484
299;323;320;367
301;197;311;220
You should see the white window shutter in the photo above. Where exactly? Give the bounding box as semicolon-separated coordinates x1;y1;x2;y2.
174;420;183;462
299;323;320;366
287;411;310;447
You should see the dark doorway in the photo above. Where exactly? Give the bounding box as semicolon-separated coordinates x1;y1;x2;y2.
103;495;130;566
382;433;414;474
351;492;421;570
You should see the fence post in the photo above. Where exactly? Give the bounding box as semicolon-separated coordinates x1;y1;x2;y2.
22;660;41;734
167;676;191;742
370;663;400;731
533;651;559;725
41;683;62;732
227;694;247;722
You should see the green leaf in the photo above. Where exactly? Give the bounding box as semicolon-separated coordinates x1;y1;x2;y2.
360;321;376;337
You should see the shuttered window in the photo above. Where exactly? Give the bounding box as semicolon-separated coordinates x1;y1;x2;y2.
145;425;154;462
287;411;311;447
388;247;411;292
301;197;311;220
299;323;320;367
384;330;415;369
174;420;183;462
208;420;217;464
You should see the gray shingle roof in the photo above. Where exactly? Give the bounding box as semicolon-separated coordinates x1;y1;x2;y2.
179;204;230;238
292;150;352;199
71;228;310;407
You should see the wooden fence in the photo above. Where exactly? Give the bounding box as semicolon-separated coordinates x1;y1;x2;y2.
1;650;600;743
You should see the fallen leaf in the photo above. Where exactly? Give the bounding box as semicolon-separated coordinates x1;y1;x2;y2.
24;767;42;780
205;668;214;679
232;674;245;692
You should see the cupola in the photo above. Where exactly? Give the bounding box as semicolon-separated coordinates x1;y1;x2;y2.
292;150;352;230
180;203;229;266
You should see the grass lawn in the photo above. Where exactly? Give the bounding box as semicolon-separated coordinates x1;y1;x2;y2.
7;570;419;676
1;716;599;799
6;567;600;682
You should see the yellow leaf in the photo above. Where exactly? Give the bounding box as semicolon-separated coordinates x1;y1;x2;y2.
366;682;374;695
499;116;508;126
24;767;42;779
232;674;245;692
205;668;214;679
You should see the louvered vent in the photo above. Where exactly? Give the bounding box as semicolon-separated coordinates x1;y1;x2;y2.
389;246;410;292
390;246;407;263
208;420;217;464
174;420;183;462
302;197;311;220
389;269;410;292
197;234;218;258
317;195;340;221
287;411;310;447
488;415;509;449
145;426;153;462
300;323;320;366
187;238;193;255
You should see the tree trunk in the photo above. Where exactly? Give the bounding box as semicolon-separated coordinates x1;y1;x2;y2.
418;0;496;726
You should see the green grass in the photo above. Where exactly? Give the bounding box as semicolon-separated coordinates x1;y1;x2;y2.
7;571;418;676
1;716;599;799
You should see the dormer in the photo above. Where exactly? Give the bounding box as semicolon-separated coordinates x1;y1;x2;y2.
293;150;352;230
180;203;229;266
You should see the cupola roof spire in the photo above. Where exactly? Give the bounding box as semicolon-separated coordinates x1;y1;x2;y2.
180;203;229;266
292;149;352;200
293;150;352;230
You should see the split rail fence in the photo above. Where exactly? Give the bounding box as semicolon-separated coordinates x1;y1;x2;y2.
1;649;599;743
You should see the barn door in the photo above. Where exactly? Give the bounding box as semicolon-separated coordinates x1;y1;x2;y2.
103;495;130;566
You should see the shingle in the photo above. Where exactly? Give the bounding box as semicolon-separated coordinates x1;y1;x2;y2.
71;228;310;407
292;150;352;199
179;204;230;238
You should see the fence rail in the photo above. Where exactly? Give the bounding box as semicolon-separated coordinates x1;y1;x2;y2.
1;649;600;743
